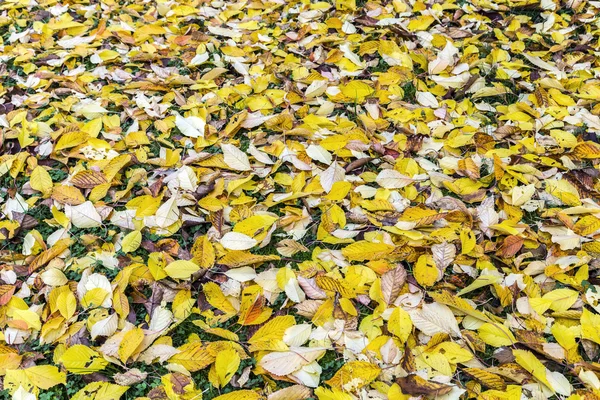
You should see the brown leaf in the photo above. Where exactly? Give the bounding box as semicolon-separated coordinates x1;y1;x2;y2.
401;344;416;373
268;385;312;400
70;170;108;189
380;266;407;305
0;285;16;306
114;368;148;386
209;209;224;235
457;158;480;180
169;373;193;395
463;368;506;390
345;157;373;173
496;235;524;258
396;374;453;396
51;185;86;205
573;142;600;159
297;277;327;300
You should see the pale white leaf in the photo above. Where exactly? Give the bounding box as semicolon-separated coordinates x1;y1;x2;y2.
222;143;251;171
431;242;456;271
259;347;327;376
220;232;257;250
306;145;332;164
155;197;179;228
511;184;536;206
12;386;36;400
189;52;210;66
416;91;439;108
241;112;275;129
139;344;180;364
477;196;499;238
207;26;243;38
40;268;68;287
376;169;414;189
65;201;102;228
428;41;458;75
283;324;312;347
176;166;199;192
284;278;305;303
91;313;118;340
175;112;205;138
248;144;275;165
225;267;257;282
297;277;327;300
320;163;344;193
149;306;173;333
409;302;461;337
547;370;572;396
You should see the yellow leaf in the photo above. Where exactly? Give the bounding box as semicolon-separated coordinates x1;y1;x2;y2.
407;15;436;31
121;230;142;253
581;308;600;345
126;195;162;217
192;320;240;341
460;229;476;254
388;307;412;343
233;215;278;237
51;185;86;205
573;215;600;236
434;342;473;364
572;141;600;159
214;348;240;388
55;131;89;151
23;365;66;390
463;368;506;390
325;361;381;390
59;345;108;374
0;352;22;375
3;370;33;395
82;288;109;309
340;81;374;102
315;387;354;400
542;288;578;312
118;328;145;363
163;260;200;280
513;349;550;387
30;166;53;197
219;251;279;268
478;323;516;347
248;315;295;351
191;235;215;268
57;290;77;319
169;343;214;372
11;309;41;331
414;254;439;287
548;88;575;106
203;282;237;315
545;179;581;206
457;273;501;296
18;128;34;148
550;130;577;148
72;382;129;400
213;390;262;400
341;241;394;261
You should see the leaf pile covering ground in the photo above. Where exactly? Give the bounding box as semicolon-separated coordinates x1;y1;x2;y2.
3;0;600;399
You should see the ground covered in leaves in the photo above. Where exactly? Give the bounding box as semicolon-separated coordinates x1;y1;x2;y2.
2;0;600;399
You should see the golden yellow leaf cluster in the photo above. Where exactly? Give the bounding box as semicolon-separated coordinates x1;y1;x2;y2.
0;0;600;399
